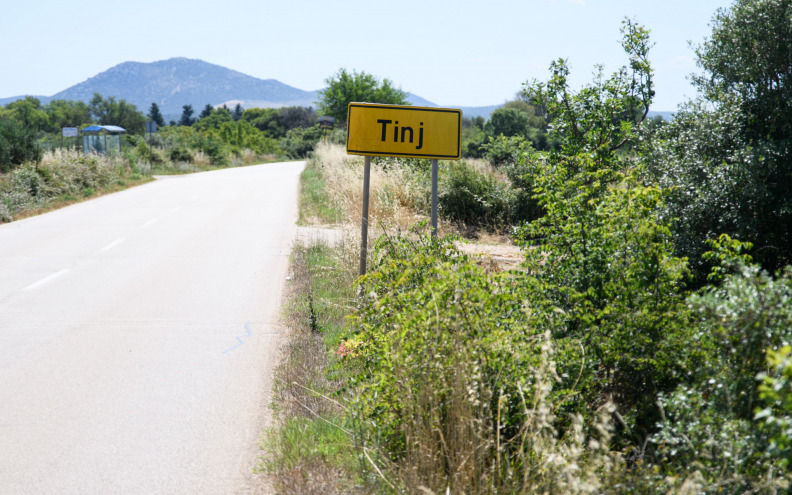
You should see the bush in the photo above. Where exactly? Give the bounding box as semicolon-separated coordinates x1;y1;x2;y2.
439;160;514;230
342;227;638;492
0;119;37;172
482;134;532;167
280;125;325;158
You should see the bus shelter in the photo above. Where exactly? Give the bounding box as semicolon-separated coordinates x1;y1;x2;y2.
81;125;126;155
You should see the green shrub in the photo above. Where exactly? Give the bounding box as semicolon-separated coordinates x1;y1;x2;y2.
169;146;193;163
483;134;532;166
757;346;792;469
280;125;325;158
439;161;514;230
0;120;37;172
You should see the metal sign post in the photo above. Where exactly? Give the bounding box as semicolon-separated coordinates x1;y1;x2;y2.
145;121;158;162
360;155;371;276
346;103;462;275
431;159;439;237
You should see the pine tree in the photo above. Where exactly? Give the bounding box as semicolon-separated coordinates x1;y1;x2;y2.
179;105;195;126
232;103;244;122
148;103;165;128
199;104;213;120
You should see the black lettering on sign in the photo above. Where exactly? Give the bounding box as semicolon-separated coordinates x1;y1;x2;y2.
377;119;392;141
377;118;425;149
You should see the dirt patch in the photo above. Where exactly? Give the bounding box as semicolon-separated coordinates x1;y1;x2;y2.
295;226;347;247
456;239;523;270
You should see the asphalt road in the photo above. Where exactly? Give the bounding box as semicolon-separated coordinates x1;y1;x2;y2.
0;161;305;494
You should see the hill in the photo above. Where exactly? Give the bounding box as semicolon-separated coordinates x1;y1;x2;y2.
46;57;317;114
0;58;672;120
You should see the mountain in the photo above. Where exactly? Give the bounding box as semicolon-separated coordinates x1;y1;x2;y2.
46;57;317;114
0;58;673;120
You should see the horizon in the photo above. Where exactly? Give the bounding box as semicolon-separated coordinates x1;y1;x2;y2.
2;0;733;111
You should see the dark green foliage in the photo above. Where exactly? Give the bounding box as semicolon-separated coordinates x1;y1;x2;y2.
279;106;316;131
279;125;325;158
649;249;792;489
169;146;192;162
232;103;244;122
3;97;48;130
485;107;532;137
178;104;195;127
147;103;165;128
482;134;532;166
317;68;408;124
462;101;555;159
517;19;698;440
645;0;792;279
757;346;792;469
44;99;92;132
439;160;515;229
694;0;792;144
199;104;213;120
0;120;37;172
89;93;146;133
242;107;285;137
193;107;233;131
192;133;226;165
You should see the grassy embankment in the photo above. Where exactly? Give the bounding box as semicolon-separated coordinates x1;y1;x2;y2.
261;142;598;493
263;141;792;494
0;148;281;223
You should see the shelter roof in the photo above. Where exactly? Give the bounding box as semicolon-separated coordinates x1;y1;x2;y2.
81;125;127;134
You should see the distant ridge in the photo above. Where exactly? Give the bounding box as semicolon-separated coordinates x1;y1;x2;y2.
0;58;673;120
46;58;318;114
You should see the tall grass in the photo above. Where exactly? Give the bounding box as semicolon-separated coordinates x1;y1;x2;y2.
0;150;140;222
310;141;521;234
312;141;429;230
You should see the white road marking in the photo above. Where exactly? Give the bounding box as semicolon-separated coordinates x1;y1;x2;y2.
23;269;71;291
170;207;182;213
140;218;158;228
97;238;125;253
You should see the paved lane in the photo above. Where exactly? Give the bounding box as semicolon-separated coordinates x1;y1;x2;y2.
0;161;304;494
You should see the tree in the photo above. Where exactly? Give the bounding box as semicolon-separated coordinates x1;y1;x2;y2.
241;107;284;137
518;19;693;438
88;93;146;133
279;106;316;131
317;68;408;124
694;0;792;144
232;103;244;122
179;105;195;126
192;107;233;131
0;119;37;172
199;104;213;120
645;0;792;278
485;107;531;137
45;99;91;132
148;103;165;128
4;97;49;131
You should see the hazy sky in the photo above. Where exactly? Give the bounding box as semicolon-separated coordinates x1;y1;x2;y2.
2;0;732;111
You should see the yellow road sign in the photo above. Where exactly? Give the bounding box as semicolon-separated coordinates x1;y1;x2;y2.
346;103;461;160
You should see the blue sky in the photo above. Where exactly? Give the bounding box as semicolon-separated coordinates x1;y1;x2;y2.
2;0;732;111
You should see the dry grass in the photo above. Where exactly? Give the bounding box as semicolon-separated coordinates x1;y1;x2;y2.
313;141;429;231
192;150;212;167
262;238;366;494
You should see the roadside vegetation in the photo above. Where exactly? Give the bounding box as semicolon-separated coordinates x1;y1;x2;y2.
266;2;792;493
0;93;346;222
